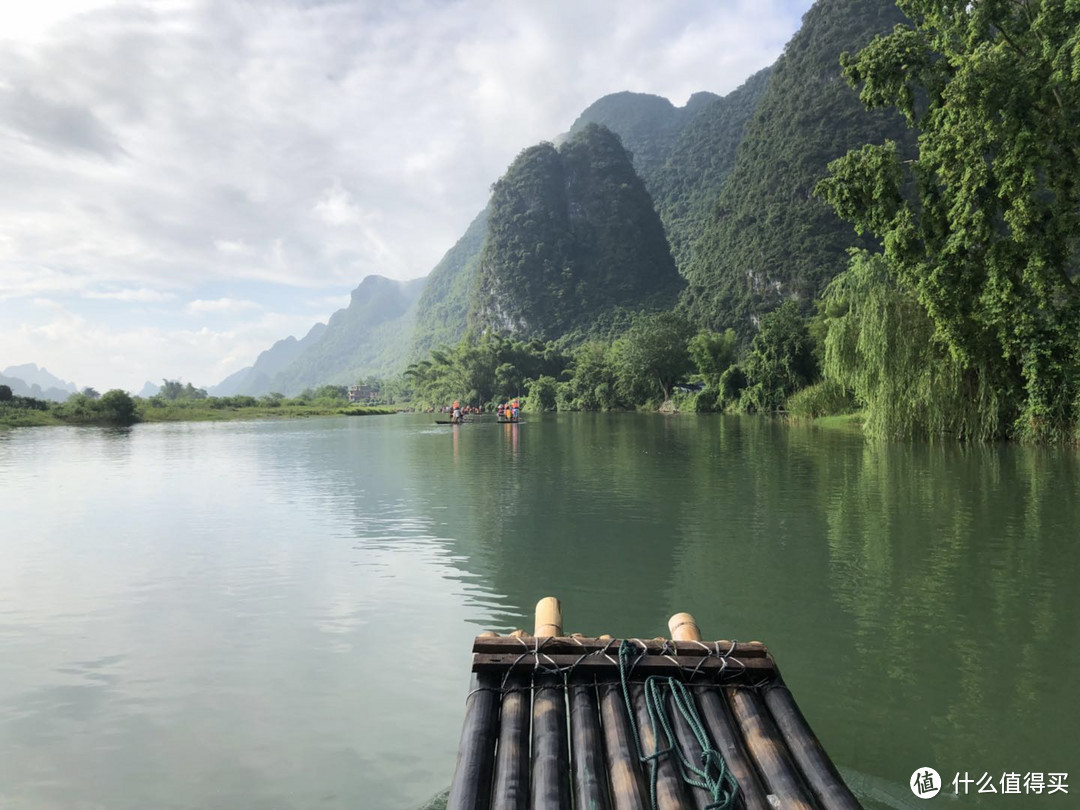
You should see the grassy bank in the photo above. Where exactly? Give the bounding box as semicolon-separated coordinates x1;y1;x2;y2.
0;400;396;429
803;411;865;432
138;403;395;423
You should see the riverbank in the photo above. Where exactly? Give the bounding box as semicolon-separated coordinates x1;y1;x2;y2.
138;403;396;423
0;402;396;429
794;411;865;432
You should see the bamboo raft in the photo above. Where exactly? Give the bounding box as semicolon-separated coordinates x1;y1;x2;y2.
446;597;862;810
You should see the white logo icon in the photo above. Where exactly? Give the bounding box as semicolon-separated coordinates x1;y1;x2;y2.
911;767;941;799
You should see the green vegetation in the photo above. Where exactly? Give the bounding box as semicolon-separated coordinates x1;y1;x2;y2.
404;334;569;408
1;390;139;428
650;68;772;273
410;209;489;361
817;0;1080;442
141;0;1080;444
739;302;819;413
684;0;913;337
784;380;855;421
610;311;695;403
398;304;828;416
472;124;682;339
0;381;394;429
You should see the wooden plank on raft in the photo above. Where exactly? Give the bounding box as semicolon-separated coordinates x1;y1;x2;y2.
473;637;769;658
763;682;863;810
491;673;530;810
569;673;611;810
531;598;571;810
472;653;775;676
446;672;501;810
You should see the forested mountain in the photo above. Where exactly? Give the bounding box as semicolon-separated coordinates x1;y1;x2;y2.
219;0;915;394
684;0;913;335
565;78;773;279
211;322;327;396
650;68;772;272
407;89;747;357
225;69;775;391
471;124;681;340
269;276;425;395
567;91;718;188
409;208;488;361
214;276;423;396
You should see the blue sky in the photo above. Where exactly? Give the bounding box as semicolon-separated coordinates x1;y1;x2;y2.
0;0;813;392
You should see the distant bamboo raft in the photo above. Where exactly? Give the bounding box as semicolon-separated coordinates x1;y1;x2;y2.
446;598;862;810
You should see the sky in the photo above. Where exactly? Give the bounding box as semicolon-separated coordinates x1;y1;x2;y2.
0;0;812;392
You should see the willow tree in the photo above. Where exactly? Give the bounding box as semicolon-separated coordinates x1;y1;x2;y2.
817;0;1080;442
824;251;1004;440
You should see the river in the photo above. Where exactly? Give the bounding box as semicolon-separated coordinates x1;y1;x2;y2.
1;414;1077;809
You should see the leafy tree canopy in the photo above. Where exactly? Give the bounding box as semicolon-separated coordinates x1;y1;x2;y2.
817;0;1080;441
611;311;695;403
739;301;818;412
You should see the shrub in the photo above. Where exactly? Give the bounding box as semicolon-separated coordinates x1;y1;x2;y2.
785;380;855;420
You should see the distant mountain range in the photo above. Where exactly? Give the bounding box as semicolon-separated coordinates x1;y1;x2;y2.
210;276;425;396
1;364;77;402
215;0;913;396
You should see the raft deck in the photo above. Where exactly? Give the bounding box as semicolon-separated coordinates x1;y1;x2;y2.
447;597;861;810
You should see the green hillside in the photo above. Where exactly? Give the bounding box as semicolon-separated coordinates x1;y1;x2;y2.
408;208;488;361
471;124;682;341
651;67;772;272
684;0;913;336
268;276;426;395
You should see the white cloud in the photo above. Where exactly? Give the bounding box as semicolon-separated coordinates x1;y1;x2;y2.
84;287;177;302
186;297;262;314
313;180;362;226
214;239;255;256
0;1;116;42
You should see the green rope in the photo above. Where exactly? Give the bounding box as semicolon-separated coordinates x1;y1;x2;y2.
618;640;739;810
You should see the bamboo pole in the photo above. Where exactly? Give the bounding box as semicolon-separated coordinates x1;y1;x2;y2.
534;596;562;638
569;672;610;810
763;682;862;810
532;597;570;810
630;684;692;810
726;688;815;810
665;615;717;810
668;614;772;810
446;672;501;810
598;679;650;810
491;673;530;810
665;692;712;810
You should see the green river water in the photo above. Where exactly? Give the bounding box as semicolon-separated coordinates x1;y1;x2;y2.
0;413;1077;809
